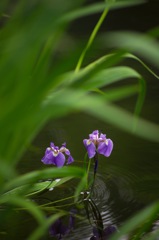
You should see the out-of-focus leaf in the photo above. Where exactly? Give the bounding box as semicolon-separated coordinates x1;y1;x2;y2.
109;201;159;240
2;167;84;194
73;66;141;89
67;52;125;88
148;26;159;38
3;176;73;197
74;173;87;202
144;228;159;240
0;195;45;224
124;53;159;80
44;89;159;142
100;31;159;68
60;0;145;24
28;212;66;240
93;84;139;101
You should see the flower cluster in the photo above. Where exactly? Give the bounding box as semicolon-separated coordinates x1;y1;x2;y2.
83;130;113;159
41;142;74;168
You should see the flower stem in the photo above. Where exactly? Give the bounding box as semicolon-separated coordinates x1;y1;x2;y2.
86;158;92;188
75;8;109;73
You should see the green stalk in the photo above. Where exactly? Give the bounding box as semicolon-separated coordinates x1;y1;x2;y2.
86;158;92;189
75;8;109;72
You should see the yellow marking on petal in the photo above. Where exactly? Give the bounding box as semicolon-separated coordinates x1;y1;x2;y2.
53;150;59;157
87;140;92;145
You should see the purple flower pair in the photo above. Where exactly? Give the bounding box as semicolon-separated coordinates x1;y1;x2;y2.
41;142;74;168
83;130;113;159
41;130;113;168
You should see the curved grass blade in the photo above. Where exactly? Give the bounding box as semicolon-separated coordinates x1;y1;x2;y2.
74;0;145;72
68;51;125;88
93;84;139;101
100;31;159;68
74;66;141;89
74;173;87;202
59;1;146;25
44;89;159;142
0;195;45;225
28;212;66;240
109;201;159;240
3;176;73;197
82;95;159;142
68;52;159;90
46;65;146;130
124;53;159;80
144;228;159;240
2;166;84;194
75;8;109;72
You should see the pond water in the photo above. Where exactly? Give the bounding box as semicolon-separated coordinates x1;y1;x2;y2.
2;50;159;239
14;91;159;239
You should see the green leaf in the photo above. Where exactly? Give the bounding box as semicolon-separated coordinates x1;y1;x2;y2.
0;195;45;225
100;31;159;68
74;173;87;202
28;212;66;240
67;52;125;88
60;0;146;24
109;201;159;240
74;66;141;89
93;84;139;101
45;89;159;142
2;167;84;194
3;176;73;197
124;53;159;80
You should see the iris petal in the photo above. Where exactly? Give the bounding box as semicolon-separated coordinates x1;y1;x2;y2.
41;151;54;164
99;133;106;140
54;152;65;167
50;142;55;148
67;155;74;164
83;139;96;158
64;148;70;156
98;139;113;157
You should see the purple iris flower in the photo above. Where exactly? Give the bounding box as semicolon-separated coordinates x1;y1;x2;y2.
49;218;69;239
41;142;74;168
90;225;117;240
83;130;113;159
49;209;76;239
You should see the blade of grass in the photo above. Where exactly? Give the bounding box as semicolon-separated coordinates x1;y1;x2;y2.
3;176;73;197
0;195;45;225
2;166;84;194
75;8;109;72
44;89;159;142
100;31;159;68
28;212;66;240
109;201;159;240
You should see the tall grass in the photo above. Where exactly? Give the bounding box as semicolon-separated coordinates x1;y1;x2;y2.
0;0;159;239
